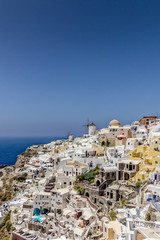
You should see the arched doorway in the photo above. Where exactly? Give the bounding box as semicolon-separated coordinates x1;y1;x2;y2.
85;192;90;198
96;180;101;186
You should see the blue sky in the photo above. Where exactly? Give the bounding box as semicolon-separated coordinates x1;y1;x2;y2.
0;0;160;137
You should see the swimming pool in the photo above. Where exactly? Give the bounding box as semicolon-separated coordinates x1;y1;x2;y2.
34;215;43;222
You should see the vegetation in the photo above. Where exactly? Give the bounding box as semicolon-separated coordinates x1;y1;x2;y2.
109;210;117;220
0;191;12;202
77;165;100;184
135;181;142;188
121;198;126;208
56;158;60;165
77;187;85;195
0;172;28;204
142;180;151;185
15;172;28;182
88;231;92;235
145;212;151;221
0;211;14;240
0;177;14;203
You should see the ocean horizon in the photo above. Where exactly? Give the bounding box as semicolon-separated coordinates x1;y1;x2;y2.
0;136;66;166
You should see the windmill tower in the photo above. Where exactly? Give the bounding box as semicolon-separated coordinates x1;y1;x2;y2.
88;122;96;135
83;120;96;135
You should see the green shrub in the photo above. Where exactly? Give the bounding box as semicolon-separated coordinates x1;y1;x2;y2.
0;211;11;229
84;172;95;182
77;174;84;181
5;220;12;232
109;210;117;220
17;172;28;182
77;187;85;195
145;212;151;221
135;181;142;188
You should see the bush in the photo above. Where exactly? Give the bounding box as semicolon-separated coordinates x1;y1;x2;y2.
1;235;10;240
135;181;142;188
77;187;85;195
145;212;151;221
1;191;12;202
5;220;12;232
77;174;84;181
109;210;117;220
17;172;28;182
0;211;11;229
121;198;126;207
84;172;95;182
88;231;92;235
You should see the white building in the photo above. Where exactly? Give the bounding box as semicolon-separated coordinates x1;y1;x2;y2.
63;161;88;177
144;184;160;202
126;138;141;151
148;123;160;151
88;123;96;136
34;188;69;214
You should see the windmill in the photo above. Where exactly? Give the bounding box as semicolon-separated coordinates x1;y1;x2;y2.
83;119;90;131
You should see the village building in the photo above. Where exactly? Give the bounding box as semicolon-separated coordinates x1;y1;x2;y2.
139;116;158;126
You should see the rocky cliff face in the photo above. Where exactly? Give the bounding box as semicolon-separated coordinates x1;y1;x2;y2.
15;152;32;168
0;165;7;169
15;144;49;168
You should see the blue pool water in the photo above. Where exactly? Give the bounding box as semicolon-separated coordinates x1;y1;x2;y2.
34;215;43;222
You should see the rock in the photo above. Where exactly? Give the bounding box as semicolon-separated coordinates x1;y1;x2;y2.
0;164;7;169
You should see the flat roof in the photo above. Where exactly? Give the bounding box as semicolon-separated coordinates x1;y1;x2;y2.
138;228;160;239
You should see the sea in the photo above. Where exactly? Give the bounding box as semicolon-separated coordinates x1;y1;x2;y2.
0;137;64;166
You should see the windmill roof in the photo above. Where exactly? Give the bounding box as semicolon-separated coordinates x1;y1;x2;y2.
89;122;96;126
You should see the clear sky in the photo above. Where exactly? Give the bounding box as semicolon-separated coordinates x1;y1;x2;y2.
0;0;160;137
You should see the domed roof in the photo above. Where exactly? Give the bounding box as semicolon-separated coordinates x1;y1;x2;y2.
109;119;121;127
